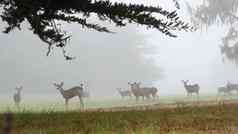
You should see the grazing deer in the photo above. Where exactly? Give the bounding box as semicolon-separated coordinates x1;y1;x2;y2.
117;88;132;99
181;80;200;96
53;82;84;108
226;82;238;94
13;86;23;108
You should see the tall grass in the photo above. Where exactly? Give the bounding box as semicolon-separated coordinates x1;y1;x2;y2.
1;102;238;134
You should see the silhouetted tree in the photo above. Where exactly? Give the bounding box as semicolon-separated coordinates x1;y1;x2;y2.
0;0;192;59
186;0;238;63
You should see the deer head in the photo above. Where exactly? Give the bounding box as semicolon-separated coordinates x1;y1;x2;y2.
128;82;138;90
181;80;189;85
53;82;64;90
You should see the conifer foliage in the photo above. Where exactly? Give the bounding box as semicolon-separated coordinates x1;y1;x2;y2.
0;0;192;59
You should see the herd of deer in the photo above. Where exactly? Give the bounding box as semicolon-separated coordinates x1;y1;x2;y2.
12;80;238;109
13;82;90;109
117;82;158;100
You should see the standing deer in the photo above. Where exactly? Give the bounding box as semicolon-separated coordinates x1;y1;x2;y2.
117;88;132;99
136;82;158;100
128;82;147;101
226;82;238;94
217;86;231;95
181;80;200;96
128;82;157;101
13;86;23;108
53;82;84;108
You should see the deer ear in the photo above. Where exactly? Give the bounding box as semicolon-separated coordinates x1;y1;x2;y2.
61;82;64;86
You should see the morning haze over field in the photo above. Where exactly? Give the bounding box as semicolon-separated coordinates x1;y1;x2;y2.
0;0;238;103
2;0;238;133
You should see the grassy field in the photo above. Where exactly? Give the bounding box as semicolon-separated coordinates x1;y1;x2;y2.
1;101;238;134
1;95;238;133
0;94;236;113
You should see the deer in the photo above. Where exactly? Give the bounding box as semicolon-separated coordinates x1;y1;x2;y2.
13;86;23;108
226;82;238;94
53;82;84;108
128;82;145;101
217;86;231;96
128;82;155;101
135;82;158;100
181;80;200;96
117;88;132;99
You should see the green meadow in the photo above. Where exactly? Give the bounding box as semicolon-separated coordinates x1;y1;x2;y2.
1;95;238;133
0;94;234;112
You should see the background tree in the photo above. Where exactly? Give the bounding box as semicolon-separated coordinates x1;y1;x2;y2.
186;0;238;63
0;0;192;59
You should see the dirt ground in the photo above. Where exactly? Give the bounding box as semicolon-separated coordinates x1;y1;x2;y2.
83;98;237;112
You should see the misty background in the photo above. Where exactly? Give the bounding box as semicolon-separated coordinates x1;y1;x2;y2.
0;0;238;103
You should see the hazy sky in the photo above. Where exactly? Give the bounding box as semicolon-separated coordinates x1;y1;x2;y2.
1;0;238;102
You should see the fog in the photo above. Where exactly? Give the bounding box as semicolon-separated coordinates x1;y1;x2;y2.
1;0;238;103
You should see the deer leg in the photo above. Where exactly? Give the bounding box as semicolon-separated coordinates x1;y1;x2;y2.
153;94;157;100
145;95;148;100
64;99;69;110
65;99;68;105
153;94;156;100
147;95;150;100
154;94;158;100
79;96;84;108
65;99;68;106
